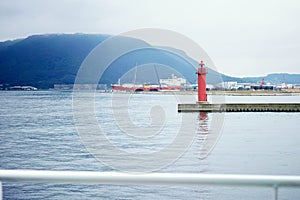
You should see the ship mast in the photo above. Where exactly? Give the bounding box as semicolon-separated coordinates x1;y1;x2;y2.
133;62;138;86
153;64;162;89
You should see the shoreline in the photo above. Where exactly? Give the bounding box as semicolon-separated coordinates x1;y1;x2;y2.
2;89;300;96
207;90;300;96
107;90;300;96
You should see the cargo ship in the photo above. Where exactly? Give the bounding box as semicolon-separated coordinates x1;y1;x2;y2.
112;74;186;92
111;83;183;92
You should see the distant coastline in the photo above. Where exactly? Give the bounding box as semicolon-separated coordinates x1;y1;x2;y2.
101;89;300;96
208;89;300;96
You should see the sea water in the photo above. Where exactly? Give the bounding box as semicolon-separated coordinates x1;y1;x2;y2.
0;91;300;199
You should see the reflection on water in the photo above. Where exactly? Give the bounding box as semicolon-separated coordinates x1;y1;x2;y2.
196;112;209;160
198;112;209;134
197;112;220;161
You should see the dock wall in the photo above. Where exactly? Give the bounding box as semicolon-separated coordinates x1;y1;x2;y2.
178;103;300;112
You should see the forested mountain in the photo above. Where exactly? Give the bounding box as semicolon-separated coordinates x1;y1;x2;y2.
0;34;298;89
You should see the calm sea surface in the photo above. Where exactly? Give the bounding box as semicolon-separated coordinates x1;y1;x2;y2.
0;91;300;199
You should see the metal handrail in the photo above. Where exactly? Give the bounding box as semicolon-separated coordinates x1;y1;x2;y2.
1;170;300;200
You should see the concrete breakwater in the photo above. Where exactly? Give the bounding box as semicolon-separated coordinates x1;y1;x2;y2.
178;103;300;112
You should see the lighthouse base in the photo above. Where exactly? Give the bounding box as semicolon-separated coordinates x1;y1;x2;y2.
197;101;209;104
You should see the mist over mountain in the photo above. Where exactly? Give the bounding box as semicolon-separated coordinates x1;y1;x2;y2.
0;34;298;89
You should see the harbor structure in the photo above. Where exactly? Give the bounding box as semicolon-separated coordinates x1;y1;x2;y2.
178;62;300;112
196;60;207;102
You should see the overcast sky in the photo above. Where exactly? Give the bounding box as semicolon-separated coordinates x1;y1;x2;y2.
0;0;299;77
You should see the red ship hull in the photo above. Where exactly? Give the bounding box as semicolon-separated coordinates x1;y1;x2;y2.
112;85;183;91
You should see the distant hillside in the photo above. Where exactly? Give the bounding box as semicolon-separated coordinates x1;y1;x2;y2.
246;73;300;84
0;34;299;89
221;73;300;85
0;33;224;88
0;34;108;88
0;39;23;49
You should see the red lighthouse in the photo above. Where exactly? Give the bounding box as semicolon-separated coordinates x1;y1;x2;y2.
196;60;207;102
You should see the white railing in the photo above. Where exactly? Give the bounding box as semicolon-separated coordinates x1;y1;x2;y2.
1;170;300;200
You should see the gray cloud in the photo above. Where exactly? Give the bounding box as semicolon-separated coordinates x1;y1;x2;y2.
0;0;299;76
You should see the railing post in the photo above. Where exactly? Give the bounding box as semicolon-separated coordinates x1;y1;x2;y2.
274;185;278;200
0;181;2;200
